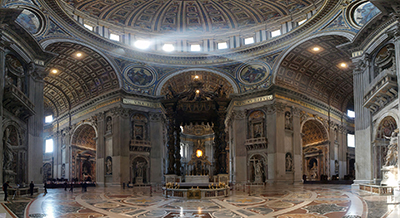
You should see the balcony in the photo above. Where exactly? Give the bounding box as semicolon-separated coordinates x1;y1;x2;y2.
3;84;35;120
129;139;151;152
245;137;268;150
363;74;397;114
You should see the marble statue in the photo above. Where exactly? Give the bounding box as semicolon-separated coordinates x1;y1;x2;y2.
286;153;293;171
255;161;263;176
285;111;292;130
384;129;399;166
106;157;112;175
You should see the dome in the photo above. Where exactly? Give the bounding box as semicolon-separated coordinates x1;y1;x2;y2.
60;0;321;38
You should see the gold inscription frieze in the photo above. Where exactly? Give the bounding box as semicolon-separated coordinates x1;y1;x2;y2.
122;98;161;108
233;95;274;106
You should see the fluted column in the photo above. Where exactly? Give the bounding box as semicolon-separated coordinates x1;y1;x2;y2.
27;65;47;183
95;112;105;186
275;102;286;181
352;56;373;183
292;107;302;182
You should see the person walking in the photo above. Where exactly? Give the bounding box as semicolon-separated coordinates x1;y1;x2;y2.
3;181;12;201
43;182;48;195
64;181;68;191
29;181;34;196
69;182;73;192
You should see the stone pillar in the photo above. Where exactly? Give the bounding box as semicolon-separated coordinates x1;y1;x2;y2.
217;109;228;174
27;65;47;183
231;110;246;183
0;41;7;183
119;108;130;186
266;104;276;182
275;102;286;182
95;112;105;186
149;112;164;184
352;56;373;184
54;131;61;178
292;107;302;183
63;128;71;180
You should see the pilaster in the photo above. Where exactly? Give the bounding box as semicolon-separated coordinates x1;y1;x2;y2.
232;110;246;183
149;112;164;184
292;107;302;182
95;112;105;186
275;102;286;181
0;42;7;183
27;65;47;183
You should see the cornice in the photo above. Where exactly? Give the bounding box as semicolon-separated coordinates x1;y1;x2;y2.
40;0;343;66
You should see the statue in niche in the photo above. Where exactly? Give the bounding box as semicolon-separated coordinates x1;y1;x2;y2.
136;162;145;177
61;164;65;178
106;117;112;133
254;161;263;176
286;153;293;171
106;156;112;175
383;129;399;166
285;111;292;130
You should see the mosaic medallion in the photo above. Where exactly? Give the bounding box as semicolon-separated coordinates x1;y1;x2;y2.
16;9;42;34
352;2;380;27
123;65;156;87
238;62;271;85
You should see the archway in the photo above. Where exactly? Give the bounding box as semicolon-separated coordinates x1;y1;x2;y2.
374;116;397;179
71;124;97;182
301;120;329;181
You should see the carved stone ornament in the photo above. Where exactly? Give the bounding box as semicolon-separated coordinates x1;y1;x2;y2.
233;110;246;120
149;112;162;122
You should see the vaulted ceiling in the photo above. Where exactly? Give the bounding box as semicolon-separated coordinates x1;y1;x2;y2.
276;35;353;111
71;124;96;149
302;120;328;145
44;42;120;116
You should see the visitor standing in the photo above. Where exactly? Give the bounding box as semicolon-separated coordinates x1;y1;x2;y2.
43;183;48;195
29;181;34;196
3;181;12;201
64;181;68;191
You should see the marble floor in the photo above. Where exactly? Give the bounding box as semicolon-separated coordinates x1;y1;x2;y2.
0;184;399;218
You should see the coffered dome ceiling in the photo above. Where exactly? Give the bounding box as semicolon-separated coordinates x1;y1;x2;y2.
62;0;319;34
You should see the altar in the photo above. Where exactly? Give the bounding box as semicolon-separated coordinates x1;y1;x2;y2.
185;175;209;183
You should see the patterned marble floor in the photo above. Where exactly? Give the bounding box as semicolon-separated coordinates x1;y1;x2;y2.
1;184;400;218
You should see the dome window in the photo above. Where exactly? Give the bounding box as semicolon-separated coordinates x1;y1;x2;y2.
134;40;151;50
163;43;175;52
191;44;201;52
84;24;93;31
271;29;281;38
218;42;228;49
109;33;120;41
298;19;307;25
244;37;254;45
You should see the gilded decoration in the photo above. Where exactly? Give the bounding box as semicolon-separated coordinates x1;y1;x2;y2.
302;120;328;146
351;1;380;27
71;124;97;149
183;123;213;136
123;65;156;87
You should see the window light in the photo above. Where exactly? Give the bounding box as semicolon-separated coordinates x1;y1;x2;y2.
163;44;175;52
271;29;281;38
347;110;355;118
347;134;355;147
45;139;54;153
298;19;307;25
84;24;93;31
109;33;120;41
218;42;228;49
134;40;151;49
244;37;254;45
45;115;53;123
191;44;201;51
